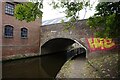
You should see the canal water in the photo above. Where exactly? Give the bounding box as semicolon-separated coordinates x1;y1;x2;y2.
2;51;75;78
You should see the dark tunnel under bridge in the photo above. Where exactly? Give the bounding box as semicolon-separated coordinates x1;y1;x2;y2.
41;38;88;58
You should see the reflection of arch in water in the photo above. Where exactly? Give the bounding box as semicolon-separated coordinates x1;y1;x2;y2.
40;52;67;78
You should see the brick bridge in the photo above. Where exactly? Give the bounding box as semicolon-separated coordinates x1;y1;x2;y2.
41;19;94;58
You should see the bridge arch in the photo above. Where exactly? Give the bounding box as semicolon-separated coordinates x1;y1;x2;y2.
41;38;88;58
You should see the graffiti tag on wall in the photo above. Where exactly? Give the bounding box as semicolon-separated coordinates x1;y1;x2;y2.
86;38;115;51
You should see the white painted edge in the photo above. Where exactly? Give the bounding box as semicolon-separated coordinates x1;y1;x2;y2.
74;40;88;59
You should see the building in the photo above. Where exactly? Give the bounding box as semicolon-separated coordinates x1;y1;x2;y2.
0;2;41;60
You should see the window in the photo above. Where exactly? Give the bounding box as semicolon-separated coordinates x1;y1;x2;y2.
4;25;13;37
21;28;28;38
5;2;14;15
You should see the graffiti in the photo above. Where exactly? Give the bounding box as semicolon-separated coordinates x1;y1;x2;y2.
86;38;115;51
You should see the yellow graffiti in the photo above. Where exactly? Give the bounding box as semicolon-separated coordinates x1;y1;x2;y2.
88;38;115;50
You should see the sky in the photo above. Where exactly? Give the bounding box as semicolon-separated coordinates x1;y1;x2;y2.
41;0;99;21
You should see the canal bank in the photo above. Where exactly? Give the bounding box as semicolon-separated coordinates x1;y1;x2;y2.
56;51;119;78
2;53;40;61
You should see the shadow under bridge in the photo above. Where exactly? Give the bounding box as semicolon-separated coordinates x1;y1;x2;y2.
41;38;87;57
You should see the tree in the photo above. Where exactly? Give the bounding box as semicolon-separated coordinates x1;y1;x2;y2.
14;0;90;23
14;0;120;38
49;0;91;30
14;1;43;22
87;2;120;38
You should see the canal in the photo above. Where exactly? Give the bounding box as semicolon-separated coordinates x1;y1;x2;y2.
2;51;75;79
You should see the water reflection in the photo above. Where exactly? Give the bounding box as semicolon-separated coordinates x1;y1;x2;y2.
2;51;68;78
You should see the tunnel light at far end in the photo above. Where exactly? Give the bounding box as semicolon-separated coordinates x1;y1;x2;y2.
51;31;57;33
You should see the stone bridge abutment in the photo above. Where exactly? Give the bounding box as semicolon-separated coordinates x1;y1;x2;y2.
40;20;93;58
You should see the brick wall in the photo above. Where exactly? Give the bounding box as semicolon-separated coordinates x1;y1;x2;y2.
2;2;41;60
0;2;2;61
41;19;93;47
41;20;93;57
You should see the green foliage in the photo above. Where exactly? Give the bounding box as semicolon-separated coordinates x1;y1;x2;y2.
15;2;43;22
14;1;120;38
51;0;90;19
50;0;90;31
87;2;120;38
14;0;90;27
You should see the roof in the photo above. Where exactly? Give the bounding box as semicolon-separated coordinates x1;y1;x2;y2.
42;17;71;26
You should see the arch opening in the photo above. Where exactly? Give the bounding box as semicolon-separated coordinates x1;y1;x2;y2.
41;38;87;58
